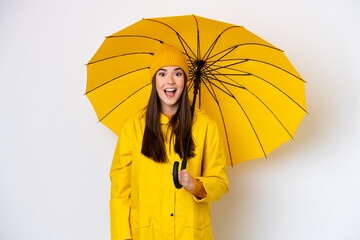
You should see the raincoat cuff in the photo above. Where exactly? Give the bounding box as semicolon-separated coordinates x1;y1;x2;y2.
188;176;207;200
191;177;210;202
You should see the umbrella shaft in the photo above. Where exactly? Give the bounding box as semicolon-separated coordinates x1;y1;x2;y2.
183;70;202;168
174;61;203;188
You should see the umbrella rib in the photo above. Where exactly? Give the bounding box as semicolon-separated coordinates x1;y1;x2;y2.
209;64;307;113
209;60;249;72
207;43;283;61
204;75;246;89
106;35;164;43
178;36;197;70
202;76;235;98
193;15;201;59
203;25;242;60
200;76;217;102
143;18;197;59
209;58;305;82
99;83;151;123
105;34;201;66
106;32;201;64
205;46;238;70
188;62;197;75
87;52;154;65
85;67;149;95
205;72;294;139
203;72;268;158
201;77;234;166
187;77;196;94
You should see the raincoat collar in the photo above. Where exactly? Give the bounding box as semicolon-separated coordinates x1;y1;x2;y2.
160;113;170;125
159;108;203;125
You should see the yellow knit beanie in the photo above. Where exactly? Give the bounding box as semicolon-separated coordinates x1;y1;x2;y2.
149;43;189;82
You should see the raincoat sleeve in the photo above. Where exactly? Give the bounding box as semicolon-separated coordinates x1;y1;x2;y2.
109;122;133;240
194;118;229;203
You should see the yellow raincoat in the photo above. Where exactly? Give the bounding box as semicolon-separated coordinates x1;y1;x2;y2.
110;109;229;240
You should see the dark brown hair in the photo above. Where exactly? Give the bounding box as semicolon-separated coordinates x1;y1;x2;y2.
141;73;195;163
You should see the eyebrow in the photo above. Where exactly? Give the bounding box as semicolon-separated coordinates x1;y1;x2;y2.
159;67;182;71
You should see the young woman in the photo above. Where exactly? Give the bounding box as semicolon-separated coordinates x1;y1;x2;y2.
109;43;229;240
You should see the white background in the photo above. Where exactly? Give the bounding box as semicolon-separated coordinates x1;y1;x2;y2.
1;0;359;239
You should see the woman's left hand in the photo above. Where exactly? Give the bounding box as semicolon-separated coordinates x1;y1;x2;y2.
176;169;194;191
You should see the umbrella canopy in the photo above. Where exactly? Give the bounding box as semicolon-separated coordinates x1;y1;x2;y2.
86;15;307;166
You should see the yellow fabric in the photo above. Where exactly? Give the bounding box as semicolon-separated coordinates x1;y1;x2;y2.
109;109;229;240
86;15;307;166
149;43;189;81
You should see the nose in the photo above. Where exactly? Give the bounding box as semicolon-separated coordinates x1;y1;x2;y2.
167;74;175;84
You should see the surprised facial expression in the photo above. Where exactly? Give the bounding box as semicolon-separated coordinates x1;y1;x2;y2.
155;66;185;115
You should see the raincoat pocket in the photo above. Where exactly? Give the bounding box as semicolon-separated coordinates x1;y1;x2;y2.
130;211;150;229
186;205;213;240
186;203;211;229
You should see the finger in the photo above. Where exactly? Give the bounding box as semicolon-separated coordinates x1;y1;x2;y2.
178;170;187;177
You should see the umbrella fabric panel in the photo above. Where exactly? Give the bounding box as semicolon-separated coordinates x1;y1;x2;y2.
86;69;151;135
110;17;197;56
207;28;277;62
201;37;306;165
101;84;151;136
211;44;304;92
87;52;152;92
234;71;306;133
236;61;306;109
200;82;297;165
211;58;307;132
200;78;305;165
199;87;264;165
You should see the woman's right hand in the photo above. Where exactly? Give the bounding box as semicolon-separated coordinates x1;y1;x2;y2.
177;169;194;191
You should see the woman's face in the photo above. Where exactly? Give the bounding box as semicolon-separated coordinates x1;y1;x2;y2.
155;66;185;115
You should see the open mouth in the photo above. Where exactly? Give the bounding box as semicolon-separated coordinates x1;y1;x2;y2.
164;89;176;98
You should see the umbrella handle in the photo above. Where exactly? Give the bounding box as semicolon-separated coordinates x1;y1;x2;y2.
173;160;187;189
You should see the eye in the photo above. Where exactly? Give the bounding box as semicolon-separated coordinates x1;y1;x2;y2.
158;71;166;77
175;71;182;77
